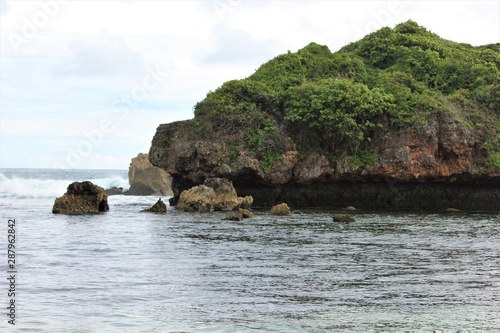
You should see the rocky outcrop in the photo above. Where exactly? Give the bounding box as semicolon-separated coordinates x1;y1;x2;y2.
176;178;253;213
128;153;173;196
270;203;291;216
141;198;167;213
53;181;109;214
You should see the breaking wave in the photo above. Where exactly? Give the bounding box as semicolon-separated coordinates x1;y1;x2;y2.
0;171;129;199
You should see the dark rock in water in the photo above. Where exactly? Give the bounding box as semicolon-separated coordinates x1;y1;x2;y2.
445;208;461;212
106;187;124;195
141;198;167;213
223;214;243;221
333;214;355;223
223;208;255;221
53;181;109;214
270;203;291;216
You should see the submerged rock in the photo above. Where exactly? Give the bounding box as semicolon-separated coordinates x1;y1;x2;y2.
223;208;255;221
333;214;355;223
270;203;291;216
106;187;125;195
177;178;253;213
53;181;109;214
141;198;167;213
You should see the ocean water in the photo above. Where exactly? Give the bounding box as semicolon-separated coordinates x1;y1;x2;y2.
0;168;499;332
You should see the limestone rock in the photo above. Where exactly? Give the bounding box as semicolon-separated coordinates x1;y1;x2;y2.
204;177;239;210
177;178;253;213
128;153;173;196
238;196;253;209
333;214;355;223
294;152;334;184
53;181;109;214
270;203;291;216
141;198;167;213
177;185;216;212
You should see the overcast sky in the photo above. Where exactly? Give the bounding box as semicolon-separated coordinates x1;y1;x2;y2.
1;0;499;169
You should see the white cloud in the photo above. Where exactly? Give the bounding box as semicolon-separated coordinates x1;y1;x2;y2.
202;24;286;65
0;0;9;16
52;34;144;77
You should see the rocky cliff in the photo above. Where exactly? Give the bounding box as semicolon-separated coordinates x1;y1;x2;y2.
148;21;500;210
149;115;500;210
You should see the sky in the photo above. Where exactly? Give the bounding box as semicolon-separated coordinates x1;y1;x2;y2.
0;0;499;170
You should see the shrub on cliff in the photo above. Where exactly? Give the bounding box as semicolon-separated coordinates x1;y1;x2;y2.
284;78;396;153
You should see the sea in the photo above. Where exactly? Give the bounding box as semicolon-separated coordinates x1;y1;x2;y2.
0;168;499;333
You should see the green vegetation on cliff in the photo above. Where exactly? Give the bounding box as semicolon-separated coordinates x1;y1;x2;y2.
193;20;500;169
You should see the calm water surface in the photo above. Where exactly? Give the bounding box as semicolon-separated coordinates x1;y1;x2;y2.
1;169;499;332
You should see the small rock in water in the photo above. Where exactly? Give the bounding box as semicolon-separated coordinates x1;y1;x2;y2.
106;187;124;195
445;208;461;212
141;198;167;213
223;208;255;221
270;203;291;216
333;214;355;223
346;206;356;211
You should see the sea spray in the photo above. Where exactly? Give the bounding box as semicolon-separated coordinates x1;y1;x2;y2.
0;169;129;199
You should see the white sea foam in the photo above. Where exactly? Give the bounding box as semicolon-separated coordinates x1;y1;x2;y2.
0;173;130;199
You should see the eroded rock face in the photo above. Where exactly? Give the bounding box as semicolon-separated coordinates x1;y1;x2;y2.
294;152;334;184
53;181;109;214
176;178;253;212
149;115;500;210
373;117;476;181
128;153;173;196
